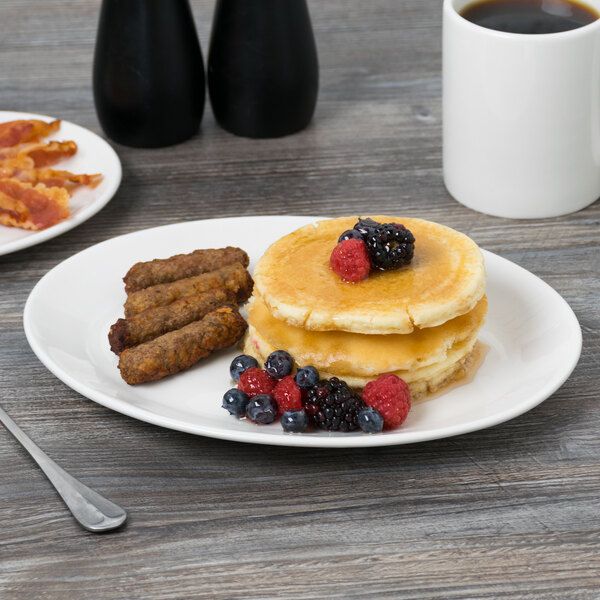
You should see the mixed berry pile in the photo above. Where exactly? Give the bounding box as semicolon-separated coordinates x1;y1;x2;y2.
222;350;411;434
330;217;415;282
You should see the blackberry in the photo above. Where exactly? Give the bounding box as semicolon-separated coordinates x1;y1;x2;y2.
365;223;415;270
303;377;366;432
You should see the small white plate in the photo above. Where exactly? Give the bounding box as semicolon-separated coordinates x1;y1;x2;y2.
23;216;582;448
0;110;121;256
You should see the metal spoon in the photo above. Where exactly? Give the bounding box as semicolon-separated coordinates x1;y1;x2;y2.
0;405;127;532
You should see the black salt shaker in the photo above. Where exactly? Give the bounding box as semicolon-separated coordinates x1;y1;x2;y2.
93;0;205;148
208;0;319;138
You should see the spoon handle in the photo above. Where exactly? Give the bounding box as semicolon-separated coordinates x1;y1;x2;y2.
0;405;127;532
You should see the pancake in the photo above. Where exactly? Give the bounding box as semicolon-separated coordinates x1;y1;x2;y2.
253;216;486;334
242;325;482;399
246;295;488;376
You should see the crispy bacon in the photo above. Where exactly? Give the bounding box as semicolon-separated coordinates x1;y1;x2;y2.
0;155;34;178
0;118;103;231
0;147;21;162
0;121;33;148
21;140;78;167
0;178;70;230
0;119;60;147
0;161;102;191
34;169;103;190
0;140;78;168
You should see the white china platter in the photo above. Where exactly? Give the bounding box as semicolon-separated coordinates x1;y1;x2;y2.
23;216;582;448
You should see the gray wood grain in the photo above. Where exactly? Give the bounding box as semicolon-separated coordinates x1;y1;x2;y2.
1;1;599;599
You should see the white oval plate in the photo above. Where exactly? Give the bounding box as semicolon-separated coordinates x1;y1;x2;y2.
0;110;121;256
23;216;582;448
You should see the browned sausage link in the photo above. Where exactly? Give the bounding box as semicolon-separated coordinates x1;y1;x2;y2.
108;288;237;355
123;247;249;293
118;306;248;385
236;269;254;303
123;263;253;317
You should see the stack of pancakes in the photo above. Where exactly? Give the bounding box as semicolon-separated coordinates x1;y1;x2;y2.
242;216;487;399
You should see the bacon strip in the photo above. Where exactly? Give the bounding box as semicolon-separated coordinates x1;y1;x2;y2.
35;170;102;190
0;118;103;231
21;140;78;168
0;140;78;168
1;165;102;191
0;147;24;162
0;119;60;147
0;155;34;177
0;178;70;230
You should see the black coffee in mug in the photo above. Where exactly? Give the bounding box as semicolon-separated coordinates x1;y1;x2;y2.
460;0;599;33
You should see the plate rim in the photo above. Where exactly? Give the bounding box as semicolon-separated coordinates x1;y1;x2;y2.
0;110;122;256
23;215;583;448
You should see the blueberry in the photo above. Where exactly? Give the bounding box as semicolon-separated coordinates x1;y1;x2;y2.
264;350;294;379
294;366;320;389
222;388;250;417
246;395;278;424
358;407;384;433
338;229;363;243
229;354;258;382
281;409;309;433
353;217;381;238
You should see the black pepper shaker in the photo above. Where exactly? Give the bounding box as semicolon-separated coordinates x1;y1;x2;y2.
208;0;319;138
93;0;205;148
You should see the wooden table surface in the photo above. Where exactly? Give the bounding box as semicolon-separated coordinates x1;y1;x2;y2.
1;1;598;598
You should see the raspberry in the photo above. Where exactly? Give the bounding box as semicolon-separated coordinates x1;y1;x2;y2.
365;223;415;271
273;376;303;413
238;367;278;398
362;374;411;429
304;377;366;431
329;238;371;282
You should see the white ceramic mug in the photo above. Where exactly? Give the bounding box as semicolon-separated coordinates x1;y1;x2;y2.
443;0;600;218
